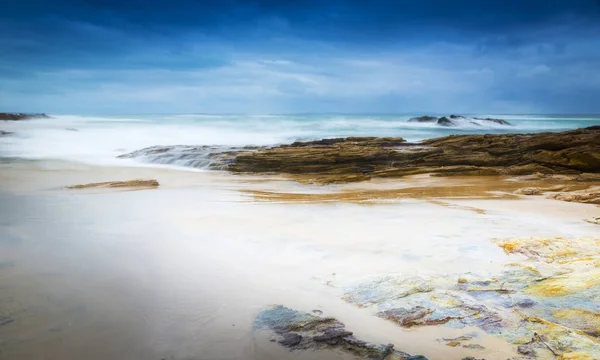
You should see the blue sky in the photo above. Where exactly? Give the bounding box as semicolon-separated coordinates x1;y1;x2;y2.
1;0;600;114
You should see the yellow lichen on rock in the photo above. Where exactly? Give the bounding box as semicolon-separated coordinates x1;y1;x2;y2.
525;271;600;297
493;237;600;265
552;309;600;337
558;352;596;360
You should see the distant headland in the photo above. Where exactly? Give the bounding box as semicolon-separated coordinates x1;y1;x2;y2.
0;113;51;121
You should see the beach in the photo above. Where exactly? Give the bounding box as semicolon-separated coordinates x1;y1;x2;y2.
1;115;599;360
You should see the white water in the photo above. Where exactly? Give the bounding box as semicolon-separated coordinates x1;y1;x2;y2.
1;114;598;169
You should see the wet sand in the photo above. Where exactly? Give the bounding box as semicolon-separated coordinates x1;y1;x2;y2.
0;162;598;360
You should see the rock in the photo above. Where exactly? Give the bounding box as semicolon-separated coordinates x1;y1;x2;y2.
584;217;600;225
254;305;428;359
66;179;160;189
517;345;536;357
547;191;600;205
515;187;542;195
0;130;13;136
462;344;485;350
407;114;511;127
408;116;438;123
0;113;50;121
340;234;600;359
279;333;302;346
205;126;600;184
436;117;454;126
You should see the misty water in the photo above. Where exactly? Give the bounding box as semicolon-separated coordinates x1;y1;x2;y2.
0;163;598;360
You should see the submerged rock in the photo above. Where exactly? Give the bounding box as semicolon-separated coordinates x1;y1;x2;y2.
407;116;438;123
254;305;428;360
210;126;600;184
408;115;511;126
66;179;159;189
0;113;50;121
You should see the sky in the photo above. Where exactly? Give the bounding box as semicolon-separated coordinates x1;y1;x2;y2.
1;0;600;114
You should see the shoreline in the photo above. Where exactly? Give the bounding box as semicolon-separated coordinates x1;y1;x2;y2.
0;161;598;359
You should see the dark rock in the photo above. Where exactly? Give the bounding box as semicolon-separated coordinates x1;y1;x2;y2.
0;113;50;121
517;345;536;357
436;117;454;126
0;317;14;327
0;130;13;136
407;116;438;123
255;305;427;360
513;299;536;308
279;333;302;346
408;115;511;126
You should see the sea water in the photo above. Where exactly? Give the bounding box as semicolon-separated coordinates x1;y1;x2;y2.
0;113;598;169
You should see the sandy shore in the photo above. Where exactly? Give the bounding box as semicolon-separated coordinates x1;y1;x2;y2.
0;162;598;360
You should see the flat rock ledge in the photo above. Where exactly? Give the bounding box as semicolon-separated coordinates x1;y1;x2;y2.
66;179;159;189
0;113;50;121
219;126;600;184
255;305;429;360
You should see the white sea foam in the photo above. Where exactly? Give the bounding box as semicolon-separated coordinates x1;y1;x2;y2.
1;113;598;169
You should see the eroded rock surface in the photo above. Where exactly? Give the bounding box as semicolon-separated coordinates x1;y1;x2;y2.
342;236;600;359
222;127;600;184
255;305;429;359
118;127;600;185
0;113;50;121
66;179;159;189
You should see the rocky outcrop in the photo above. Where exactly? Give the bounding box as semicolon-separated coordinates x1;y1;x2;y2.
66;179;159;189
407;116;438;123
341;235;600;359
0;113;50;121
408;115;511;126
214;126;600;184
255;305;428;360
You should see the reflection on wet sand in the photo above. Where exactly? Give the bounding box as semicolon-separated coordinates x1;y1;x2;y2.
1;166;599;360
240;175;597;204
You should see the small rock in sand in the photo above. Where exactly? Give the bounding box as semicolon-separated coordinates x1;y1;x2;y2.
514;187;542;196
66;179;159;189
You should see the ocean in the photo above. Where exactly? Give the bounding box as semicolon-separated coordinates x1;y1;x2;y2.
1;113;598;169
1;113;599;360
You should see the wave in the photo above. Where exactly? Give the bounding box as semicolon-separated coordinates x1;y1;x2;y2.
1;113;598;170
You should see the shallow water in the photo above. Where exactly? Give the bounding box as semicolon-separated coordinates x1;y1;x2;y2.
0;165;598;360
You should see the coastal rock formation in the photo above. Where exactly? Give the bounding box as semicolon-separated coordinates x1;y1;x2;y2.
546;190;600;205
255;305;428;360
0;113;50;121
66;179;159;189
219;126;600;184
341;236;600;359
407;115;511;126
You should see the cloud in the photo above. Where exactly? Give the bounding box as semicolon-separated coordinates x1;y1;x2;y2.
1;1;600;113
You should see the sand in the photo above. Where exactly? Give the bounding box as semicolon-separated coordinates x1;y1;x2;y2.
0;162;598;360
